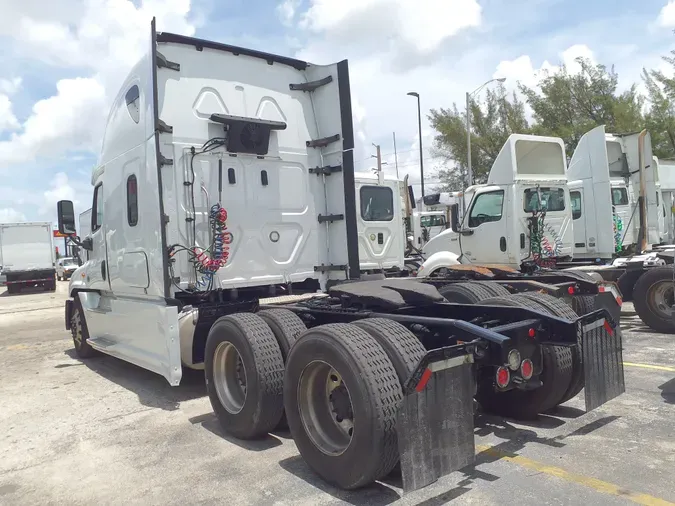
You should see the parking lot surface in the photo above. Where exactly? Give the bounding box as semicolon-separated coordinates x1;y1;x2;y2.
0;286;673;505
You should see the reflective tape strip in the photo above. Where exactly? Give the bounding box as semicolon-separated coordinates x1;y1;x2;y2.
428;354;474;372
582;318;606;333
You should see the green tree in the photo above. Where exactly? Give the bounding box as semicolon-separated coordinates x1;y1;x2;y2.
428;85;529;190
642;50;675;159
520;58;643;157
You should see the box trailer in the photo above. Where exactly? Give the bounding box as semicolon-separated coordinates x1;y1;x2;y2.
0;222;56;294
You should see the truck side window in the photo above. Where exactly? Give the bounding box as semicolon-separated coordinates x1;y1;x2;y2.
468;191;504;228
92;184;104;232
360;186;394;222
523;187;565;212
125;85;140;124
127;175;138;226
611;188;629;206
570;191;582;220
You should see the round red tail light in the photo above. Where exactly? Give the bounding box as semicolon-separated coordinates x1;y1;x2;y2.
567;286;575;295
528;328;536;338
521;359;534;380
496;366;510;388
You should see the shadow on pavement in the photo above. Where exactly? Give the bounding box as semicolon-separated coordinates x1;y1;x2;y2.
63;348;206;410
188;412;283;451
658;378;675;404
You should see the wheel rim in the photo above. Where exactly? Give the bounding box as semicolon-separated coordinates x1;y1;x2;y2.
298;361;354;456
648;280;674;319
71;311;82;348
213;342;247;414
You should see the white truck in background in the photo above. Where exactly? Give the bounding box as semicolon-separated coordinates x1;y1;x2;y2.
655;157;675;243
0;222;56;294
417;134;573;276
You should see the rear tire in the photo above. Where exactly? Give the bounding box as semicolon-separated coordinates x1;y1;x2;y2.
632;267;675;333
257;309;306;361
205;313;285;439
475;295;574;418
439;282;498;303
257;309;307;430
352;318;426;385
284;323;401;489
469;281;511;297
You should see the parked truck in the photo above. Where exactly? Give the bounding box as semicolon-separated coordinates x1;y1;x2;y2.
0;222;56;294
56;21;625;493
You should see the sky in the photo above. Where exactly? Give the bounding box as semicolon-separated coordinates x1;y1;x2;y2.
0;0;674;224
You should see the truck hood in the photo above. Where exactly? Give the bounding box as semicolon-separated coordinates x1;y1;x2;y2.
421;227;460;257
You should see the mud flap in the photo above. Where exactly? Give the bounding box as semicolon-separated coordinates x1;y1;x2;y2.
581;319;625;411
398;354;475;492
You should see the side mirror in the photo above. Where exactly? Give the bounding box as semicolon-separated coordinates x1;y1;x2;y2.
57;200;77;235
81;237;93;251
450;203;460;232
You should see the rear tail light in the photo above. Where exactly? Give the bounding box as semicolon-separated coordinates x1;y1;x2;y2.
496;366;510;388
521;359;534;380
567;285;575;295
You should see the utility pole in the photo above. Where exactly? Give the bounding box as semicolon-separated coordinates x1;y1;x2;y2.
372;143;384;184
393;132;400;179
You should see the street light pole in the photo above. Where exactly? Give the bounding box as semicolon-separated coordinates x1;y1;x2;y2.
407;92;424;202
466;91;472;191
465;77;506;189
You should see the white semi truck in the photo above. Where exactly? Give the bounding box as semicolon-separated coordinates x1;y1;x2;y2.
417;134;573;275
0;222;56;293
55;20;625;493
568;126;665;261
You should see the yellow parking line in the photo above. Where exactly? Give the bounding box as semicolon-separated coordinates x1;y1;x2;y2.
476;445;674;506
624;362;675;373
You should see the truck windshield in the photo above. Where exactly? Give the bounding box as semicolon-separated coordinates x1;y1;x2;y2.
523;187;566;212
611;188;629;206
360;186;394;221
420;215;445;227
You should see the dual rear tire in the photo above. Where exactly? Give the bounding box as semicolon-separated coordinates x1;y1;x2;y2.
204;311;425;490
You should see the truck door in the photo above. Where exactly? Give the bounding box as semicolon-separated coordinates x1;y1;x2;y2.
460;189;511;264
570;188;587;254
88;182;111;291
357;183;404;270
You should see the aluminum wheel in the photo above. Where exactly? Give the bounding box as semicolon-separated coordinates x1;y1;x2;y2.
298;361;354;456
213;341;248;414
649;280;674;319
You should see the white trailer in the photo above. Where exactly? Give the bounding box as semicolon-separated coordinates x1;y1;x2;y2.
655;157;675;244
0;222;56;293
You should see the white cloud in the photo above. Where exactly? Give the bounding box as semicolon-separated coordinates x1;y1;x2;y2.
658;0;675;27
493;44;596;91
301;0;481;53
0;0;196;167
41;172;79;216
0;95;20;133
293;0;481;70
0;208;27;223
0;78;22;95
277;0;301;26
0;78;106;164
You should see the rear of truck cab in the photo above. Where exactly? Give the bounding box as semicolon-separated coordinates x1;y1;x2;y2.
60;19;359;386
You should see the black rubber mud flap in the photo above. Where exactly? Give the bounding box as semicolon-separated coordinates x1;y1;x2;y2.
397;353;475;493
580;317;625;412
